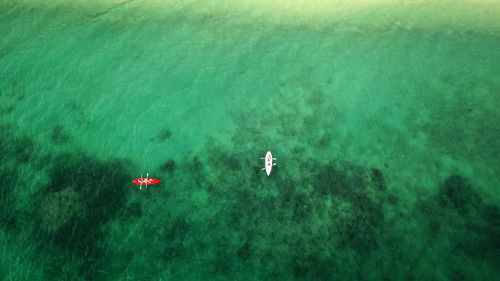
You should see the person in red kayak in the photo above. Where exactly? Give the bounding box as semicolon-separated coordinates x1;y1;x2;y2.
133;172;161;189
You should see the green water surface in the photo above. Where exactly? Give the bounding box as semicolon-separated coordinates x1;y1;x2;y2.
1;1;499;280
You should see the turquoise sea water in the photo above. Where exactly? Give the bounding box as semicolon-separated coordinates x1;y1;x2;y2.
1;1;500;280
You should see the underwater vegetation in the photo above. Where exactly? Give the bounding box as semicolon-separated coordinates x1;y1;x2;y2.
33;153;133;279
0;121;135;280
409;174;500;280
39;186;84;235
0;123;35;229
0;164;18;229
1;107;500;281
435;175;500;263
181;135;392;280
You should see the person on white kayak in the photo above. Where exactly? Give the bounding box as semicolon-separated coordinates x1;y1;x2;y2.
261;151;276;176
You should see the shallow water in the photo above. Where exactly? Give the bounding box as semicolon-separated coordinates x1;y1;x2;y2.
1;1;500;280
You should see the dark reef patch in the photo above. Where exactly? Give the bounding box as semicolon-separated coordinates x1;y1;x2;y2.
50;124;71;144
159;216;191;262
429;219;441;234
160;159;176;172
310;163;386;256
34;152;132;279
314;165;348;196
437;175;481;215
163;243;185;261
387;194;398;205
292;193;313;221
207;236;233;275
462;204;500;262
0;122;136;279
0;166;18;229
192;156;202;169
0;123;35;164
418;174;500;269
121;201;143;218
371;168;386;191
14;137;35;164
291;254;335;280
236;242;250;260
0;105;14;115
205;145;243;172
0;124;37;229
164;217;190;242
157;128;172;142
292;254;319;278
450;269;466;281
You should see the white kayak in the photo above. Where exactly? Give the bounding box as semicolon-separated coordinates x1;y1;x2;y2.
261;151;276;176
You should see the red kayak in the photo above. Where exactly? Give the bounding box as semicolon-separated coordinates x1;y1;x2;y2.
133;178;161;185
133;173;161;189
